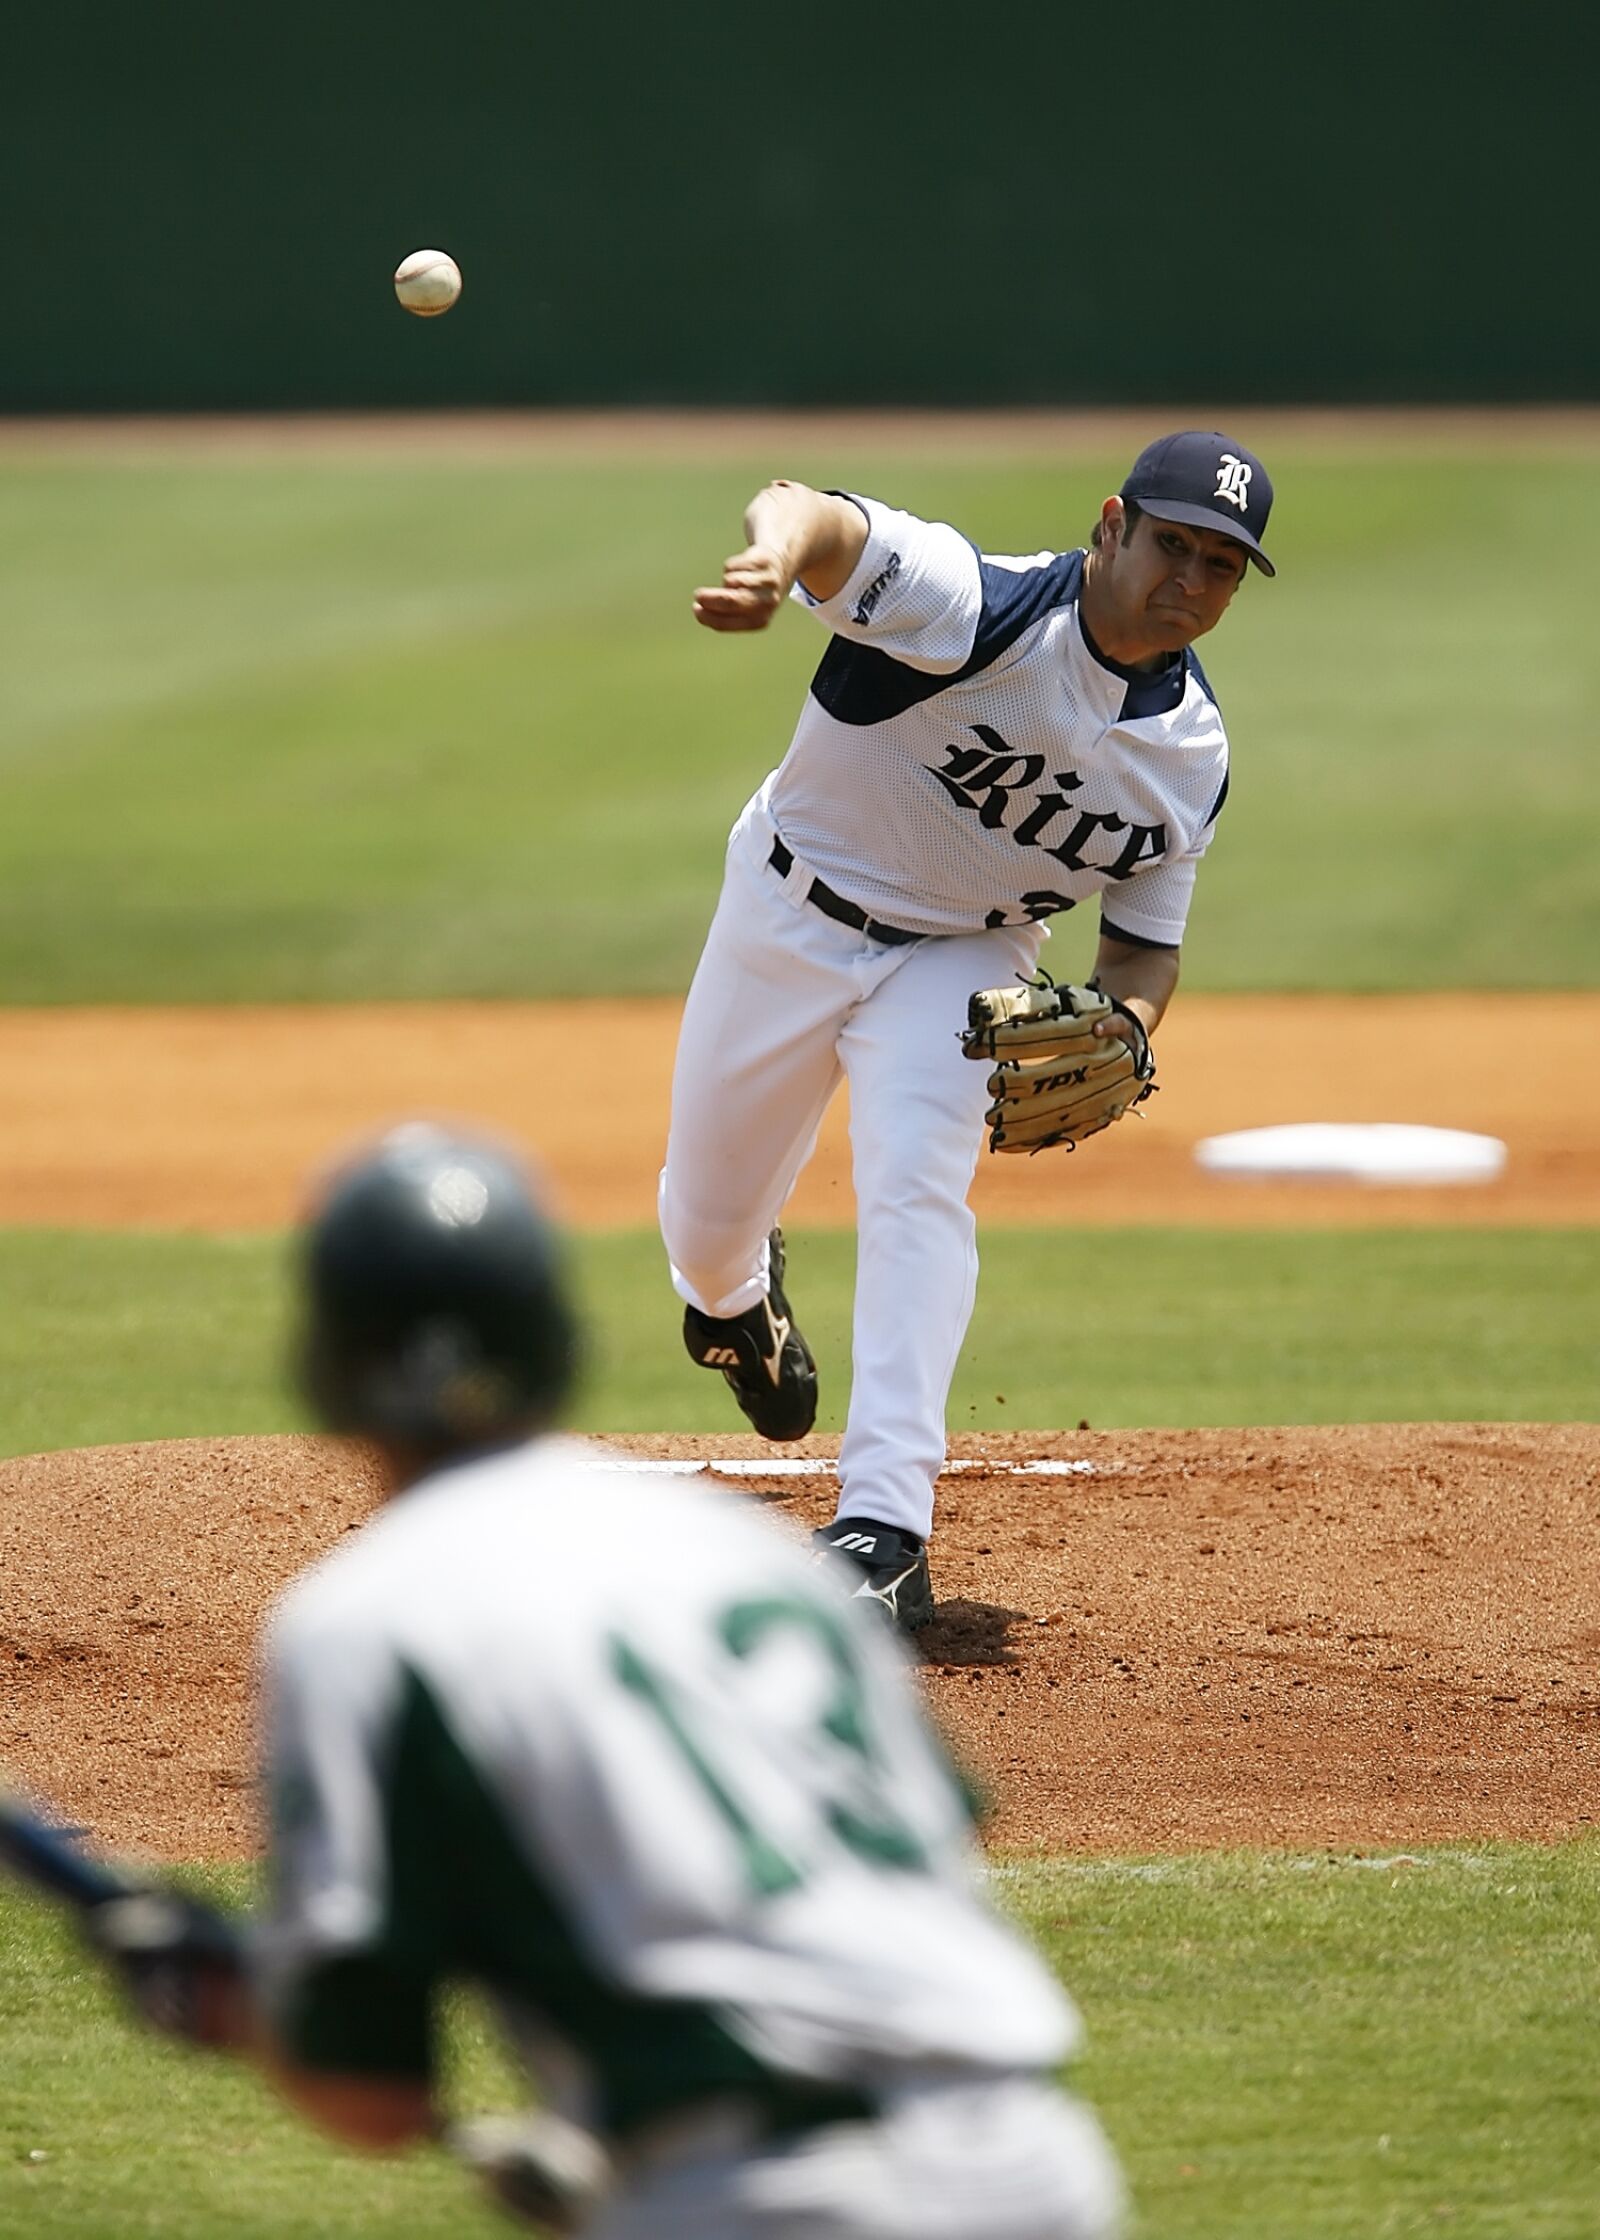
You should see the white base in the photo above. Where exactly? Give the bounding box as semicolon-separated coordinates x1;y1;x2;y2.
1194;1122;1507;1186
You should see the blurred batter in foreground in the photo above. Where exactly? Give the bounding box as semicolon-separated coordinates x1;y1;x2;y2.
89;1124;1123;2240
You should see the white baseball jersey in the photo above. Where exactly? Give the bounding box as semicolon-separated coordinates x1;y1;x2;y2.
252;1438;1076;2142
767;494;1231;944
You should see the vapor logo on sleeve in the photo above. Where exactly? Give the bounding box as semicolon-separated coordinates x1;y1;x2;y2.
852;551;903;627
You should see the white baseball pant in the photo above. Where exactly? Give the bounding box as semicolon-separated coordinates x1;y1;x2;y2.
660;803;1042;1540
591;2076;1124;2240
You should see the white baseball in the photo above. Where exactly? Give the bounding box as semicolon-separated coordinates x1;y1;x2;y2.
393;249;462;318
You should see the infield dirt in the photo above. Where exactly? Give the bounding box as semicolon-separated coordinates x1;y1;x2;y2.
2;1424;1595;1860
0;993;1595;1232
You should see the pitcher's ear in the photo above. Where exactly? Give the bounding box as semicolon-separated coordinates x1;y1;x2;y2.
1093;495;1127;551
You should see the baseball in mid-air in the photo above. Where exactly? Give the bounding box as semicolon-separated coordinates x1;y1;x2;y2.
393;249;462;317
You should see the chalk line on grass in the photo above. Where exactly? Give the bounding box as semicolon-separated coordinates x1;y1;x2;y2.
987;1848;1505;1887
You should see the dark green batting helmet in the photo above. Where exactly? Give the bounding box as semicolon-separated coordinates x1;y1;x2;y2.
298;1124;580;1446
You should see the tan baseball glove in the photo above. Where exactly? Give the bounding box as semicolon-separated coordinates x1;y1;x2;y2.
960;974;1157;1153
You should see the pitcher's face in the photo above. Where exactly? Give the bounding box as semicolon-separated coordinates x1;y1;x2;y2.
1099;503;1248;653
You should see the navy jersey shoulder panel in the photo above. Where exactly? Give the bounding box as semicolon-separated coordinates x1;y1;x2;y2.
970;547;1084;668
808;547;1085;729
1186;647;1222;713
1184;650;1228;824
809;637;945;725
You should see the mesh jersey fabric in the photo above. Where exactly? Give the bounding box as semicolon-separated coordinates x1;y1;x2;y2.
772;495;1231;944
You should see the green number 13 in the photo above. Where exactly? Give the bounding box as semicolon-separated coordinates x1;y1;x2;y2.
610;1595;927;1897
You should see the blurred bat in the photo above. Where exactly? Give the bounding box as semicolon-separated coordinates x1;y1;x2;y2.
0;1783;133;1913
0;1775;243;2045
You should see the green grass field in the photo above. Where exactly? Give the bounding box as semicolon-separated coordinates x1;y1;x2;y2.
0;1222;1594;1459
0;430;1594;2239
1;1847;1594;2239
1;443;1596;1002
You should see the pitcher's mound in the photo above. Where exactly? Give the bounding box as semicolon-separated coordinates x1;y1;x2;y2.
1;1425;1595;1857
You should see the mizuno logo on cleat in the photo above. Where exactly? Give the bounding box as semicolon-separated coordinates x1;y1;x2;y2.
761;1308;791;1386
702;1346;741;1367
856;1563;915;1602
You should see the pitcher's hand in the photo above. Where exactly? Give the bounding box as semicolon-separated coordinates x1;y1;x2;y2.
692;542;793;631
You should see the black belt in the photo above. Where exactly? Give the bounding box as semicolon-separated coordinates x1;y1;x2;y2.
767;838;923;947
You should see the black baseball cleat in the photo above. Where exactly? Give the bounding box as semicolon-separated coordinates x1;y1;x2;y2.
812;1518;935;1632
682;1228;817;1442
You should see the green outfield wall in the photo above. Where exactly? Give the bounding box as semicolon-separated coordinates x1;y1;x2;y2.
6;1;1591;411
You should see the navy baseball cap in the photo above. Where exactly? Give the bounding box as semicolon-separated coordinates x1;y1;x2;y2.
1121;431;1276;576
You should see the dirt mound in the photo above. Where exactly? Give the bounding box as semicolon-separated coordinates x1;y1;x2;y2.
1;1425;1595;1858
0;1437;385;1857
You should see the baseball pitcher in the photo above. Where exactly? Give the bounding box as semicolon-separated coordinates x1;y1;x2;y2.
662;434;1275;1626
